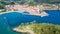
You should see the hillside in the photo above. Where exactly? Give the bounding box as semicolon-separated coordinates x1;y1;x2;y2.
13;23;60;34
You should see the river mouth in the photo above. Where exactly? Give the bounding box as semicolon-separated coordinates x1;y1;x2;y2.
0;10;60;34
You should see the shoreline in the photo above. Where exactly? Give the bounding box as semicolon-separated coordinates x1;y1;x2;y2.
13;28;35;34
0;11;48;17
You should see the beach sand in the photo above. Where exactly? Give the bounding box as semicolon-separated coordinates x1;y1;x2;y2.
13;28;35;34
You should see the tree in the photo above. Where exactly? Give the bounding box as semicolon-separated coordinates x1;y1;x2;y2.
0;3;5;9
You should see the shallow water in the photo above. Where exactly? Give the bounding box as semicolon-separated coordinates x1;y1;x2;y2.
0;10;60;34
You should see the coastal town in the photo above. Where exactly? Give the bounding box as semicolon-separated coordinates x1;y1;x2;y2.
0;0;60;34
0;3;59;17
0;0;60;16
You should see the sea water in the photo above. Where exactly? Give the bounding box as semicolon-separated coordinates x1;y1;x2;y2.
0;10;60;34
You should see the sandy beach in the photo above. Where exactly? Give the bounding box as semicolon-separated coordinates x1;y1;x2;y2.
13;28;35;34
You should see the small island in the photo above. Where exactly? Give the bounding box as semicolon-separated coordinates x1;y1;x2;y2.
13;23;60;34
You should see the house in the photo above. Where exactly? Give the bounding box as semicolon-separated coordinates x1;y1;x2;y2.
5;4;40;14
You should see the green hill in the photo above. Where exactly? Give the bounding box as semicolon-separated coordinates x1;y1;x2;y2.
16;23;60;34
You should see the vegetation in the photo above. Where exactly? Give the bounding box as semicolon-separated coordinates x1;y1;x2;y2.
0;2;5;9
0;0;60;6
1;9;6;12
0;0;60;11
16;23;60;34
0;0;59;6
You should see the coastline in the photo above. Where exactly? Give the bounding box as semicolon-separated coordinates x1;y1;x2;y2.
12;23;60;34
0;11;48;17
13;28;35;34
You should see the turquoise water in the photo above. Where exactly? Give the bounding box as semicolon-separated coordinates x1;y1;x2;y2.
0;14;22;34
0;10;60;34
